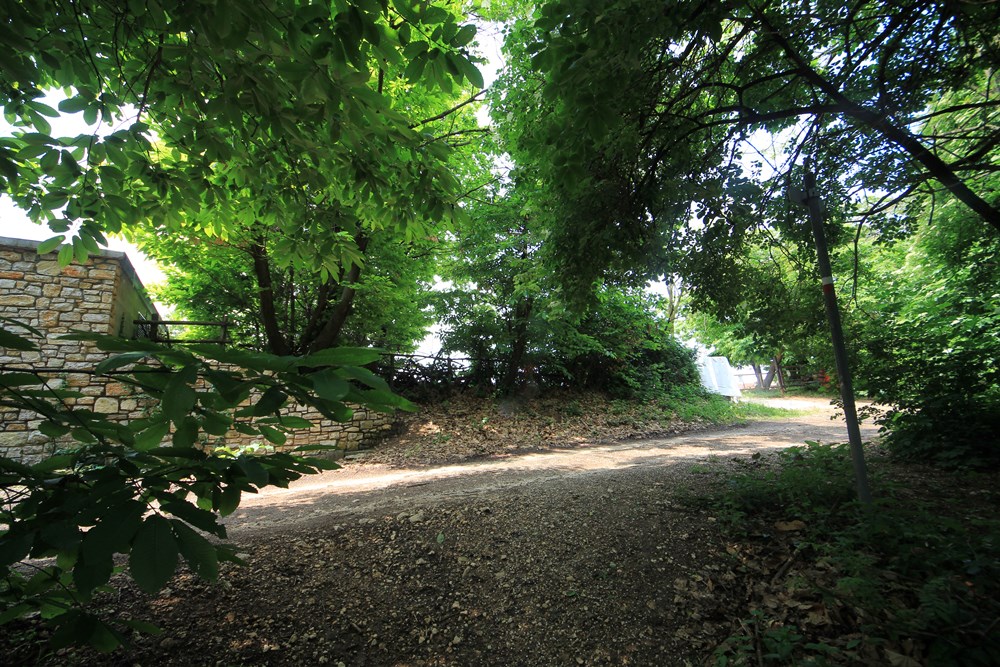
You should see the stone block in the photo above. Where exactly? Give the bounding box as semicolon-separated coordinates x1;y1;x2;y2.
105;382;130;396
0;294;34;307
0;432;28;447
94;397;119;413
36;261;62;276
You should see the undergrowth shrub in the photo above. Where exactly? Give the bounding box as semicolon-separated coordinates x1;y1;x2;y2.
700;443;1000;665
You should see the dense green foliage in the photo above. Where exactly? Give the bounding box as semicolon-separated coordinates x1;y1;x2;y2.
434;182;699;398
501;0;1000;295
857;200;1000;467
141;228;438;352
3;0;486;353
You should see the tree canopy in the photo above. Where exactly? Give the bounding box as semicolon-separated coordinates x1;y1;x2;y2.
2;0;487;350
495;0;1000;296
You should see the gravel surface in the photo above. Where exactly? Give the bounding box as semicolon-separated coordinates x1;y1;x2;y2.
13;396;882;666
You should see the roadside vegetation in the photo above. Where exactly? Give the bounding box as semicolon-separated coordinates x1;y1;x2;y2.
685;443;1000;665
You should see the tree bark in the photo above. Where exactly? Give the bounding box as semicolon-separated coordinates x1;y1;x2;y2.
762;363;775;390
772;352;786;393
499;297;534;394
249;240;290;356
752;362;764;388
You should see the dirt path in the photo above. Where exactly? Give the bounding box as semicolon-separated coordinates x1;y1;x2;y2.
34;397;882;667
226;397;875;535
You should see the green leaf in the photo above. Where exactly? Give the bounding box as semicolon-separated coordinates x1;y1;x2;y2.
82;501;145;563
161;365;198;426
0;372;45;387
309;368;350;401
135;420;171;451
57;242;73;266
258;424;286;445
170;520;219;581
277;415;313;429
129;514;179;594
335;365;390;391
38;420;71;438
0;328;38;351
36;234;65;254
0;531;34;567
95;351;152;374
235;457;270;486
217;484;242;516
252;386;287;416
300;346;382;367
160;499;225;536
454;24;476;47
171;417;199;447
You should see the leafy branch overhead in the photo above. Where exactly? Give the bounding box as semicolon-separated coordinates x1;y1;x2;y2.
1;0;485;281
0;323;414;649
499;0;1000;296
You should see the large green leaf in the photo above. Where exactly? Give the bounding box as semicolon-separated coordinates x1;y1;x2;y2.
170;520;219;581
309;368;350;401
299;346;382;367
129;515;179;594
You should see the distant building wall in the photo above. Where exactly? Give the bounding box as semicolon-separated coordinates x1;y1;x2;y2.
0;237;397;463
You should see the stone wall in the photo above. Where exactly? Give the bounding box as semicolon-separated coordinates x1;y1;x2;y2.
210;401;398;456
0;237;160;462
0;236;398;463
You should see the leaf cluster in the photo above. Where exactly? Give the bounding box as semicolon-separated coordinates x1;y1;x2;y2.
0;322;414;650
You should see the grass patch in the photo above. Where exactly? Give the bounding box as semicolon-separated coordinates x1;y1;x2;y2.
659;392;810;424
687;444;1000;665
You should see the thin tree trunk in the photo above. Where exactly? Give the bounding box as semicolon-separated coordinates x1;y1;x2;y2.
752;362;764;388
762;364;775;390
773;352;786;393
499;298;534;394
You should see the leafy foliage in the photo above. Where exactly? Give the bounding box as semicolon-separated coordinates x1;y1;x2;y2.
0;323;414;650
857;197;1000;467
495;0;1000;300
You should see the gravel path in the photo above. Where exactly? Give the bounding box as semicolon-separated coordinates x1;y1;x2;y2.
225;397;874;536
31;397;881;667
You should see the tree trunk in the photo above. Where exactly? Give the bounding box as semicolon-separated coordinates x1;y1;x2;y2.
249;240;290;356
773;352;786;393
499;297;533;394
307;234;370;353
762;364;775;390
752;362;764;388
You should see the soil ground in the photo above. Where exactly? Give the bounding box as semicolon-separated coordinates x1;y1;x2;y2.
14;396;884;666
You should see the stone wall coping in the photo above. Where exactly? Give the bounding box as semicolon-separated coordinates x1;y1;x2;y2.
0;236;158;318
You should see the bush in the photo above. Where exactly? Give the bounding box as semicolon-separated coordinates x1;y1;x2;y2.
859;210;1000;468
